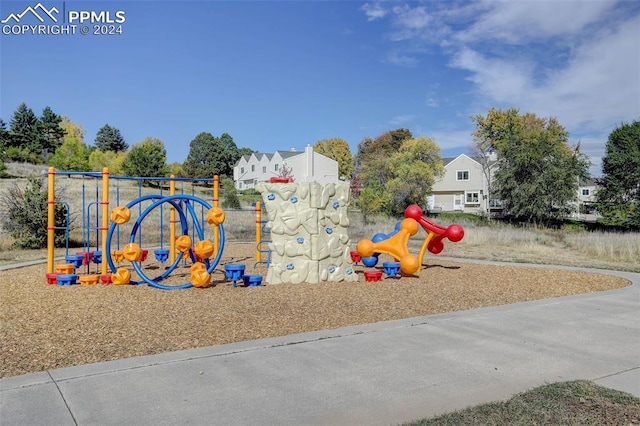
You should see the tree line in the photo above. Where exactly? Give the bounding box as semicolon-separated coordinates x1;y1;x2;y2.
1;102;637;229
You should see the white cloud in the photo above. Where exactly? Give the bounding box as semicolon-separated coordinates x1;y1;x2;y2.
425;97;438;108
360;2;387;21
384;51;418;66
428;129;474;152
361;1;640;173
456;0;616;44
389;114;415;125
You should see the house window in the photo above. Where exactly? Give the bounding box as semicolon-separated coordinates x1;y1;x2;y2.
274;164;279;171
489;199;504;208
251;165;255;172
582;189;590;196
457;170;469;181
465;191;480;204
240;167;244;174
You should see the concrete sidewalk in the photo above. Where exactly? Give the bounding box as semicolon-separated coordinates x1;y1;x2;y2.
1;266;638;425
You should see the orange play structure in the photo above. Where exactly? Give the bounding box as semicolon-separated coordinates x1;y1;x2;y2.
356;204;464;275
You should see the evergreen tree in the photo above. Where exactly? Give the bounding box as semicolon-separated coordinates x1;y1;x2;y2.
8;103;40;160
39;106;66;156
0;118;9;152
94;124;128;152
183;132;240;179
595;120;640;229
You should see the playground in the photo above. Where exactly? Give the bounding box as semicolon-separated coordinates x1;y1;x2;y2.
0;166;634;378
0;243;629;378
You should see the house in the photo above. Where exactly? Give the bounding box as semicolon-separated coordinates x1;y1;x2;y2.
428;154;500;215
233;145;341;190
571;178;599;221
429;153;599;219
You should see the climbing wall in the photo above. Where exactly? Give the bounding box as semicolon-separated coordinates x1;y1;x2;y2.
256;182;358;284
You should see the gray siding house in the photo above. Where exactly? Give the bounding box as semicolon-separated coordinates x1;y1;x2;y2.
233;145;341;190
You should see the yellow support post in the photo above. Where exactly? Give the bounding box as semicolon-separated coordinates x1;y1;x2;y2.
255;201;261;263
213;175;219;250
101;167;109;278
170;175;176;263
46;167;56;274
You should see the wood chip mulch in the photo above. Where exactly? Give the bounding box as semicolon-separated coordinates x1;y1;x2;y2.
0;243;629;378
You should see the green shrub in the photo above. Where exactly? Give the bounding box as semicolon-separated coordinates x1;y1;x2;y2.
0;177;70;248
221;177;241;209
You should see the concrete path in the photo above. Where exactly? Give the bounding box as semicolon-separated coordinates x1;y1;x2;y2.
1;264;638;425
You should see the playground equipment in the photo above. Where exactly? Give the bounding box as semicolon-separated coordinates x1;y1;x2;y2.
254;201;271;268
255;181;358;284
46;168;228;289
357;204;464;275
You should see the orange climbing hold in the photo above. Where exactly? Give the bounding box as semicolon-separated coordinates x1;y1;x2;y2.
123;243;142;262
112;267;131;285
206;207;225;226
176;235;192;253
110;206;131;225
194;240;214;260
190;262;210;288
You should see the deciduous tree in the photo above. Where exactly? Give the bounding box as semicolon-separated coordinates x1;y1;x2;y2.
49;137;90;171
60;116;85;141
355;128;413;166
314;138;354;180
88;149;127;174
595;120;640;229
121;137;168;182
358;136;444;216
472;108;590;224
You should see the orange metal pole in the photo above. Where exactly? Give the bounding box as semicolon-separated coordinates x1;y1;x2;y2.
170;175;176;263
255;201;261;263
213;175;219;249
47;167;56;274
100;167;109;278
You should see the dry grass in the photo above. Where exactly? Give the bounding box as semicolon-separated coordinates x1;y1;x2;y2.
405;380;640;425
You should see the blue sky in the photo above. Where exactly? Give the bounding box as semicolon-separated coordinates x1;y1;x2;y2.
1;1;639;176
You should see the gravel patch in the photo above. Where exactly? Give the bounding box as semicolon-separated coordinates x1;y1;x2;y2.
0;243;629;378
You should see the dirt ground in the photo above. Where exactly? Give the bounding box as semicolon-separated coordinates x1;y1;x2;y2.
0;243;630;378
